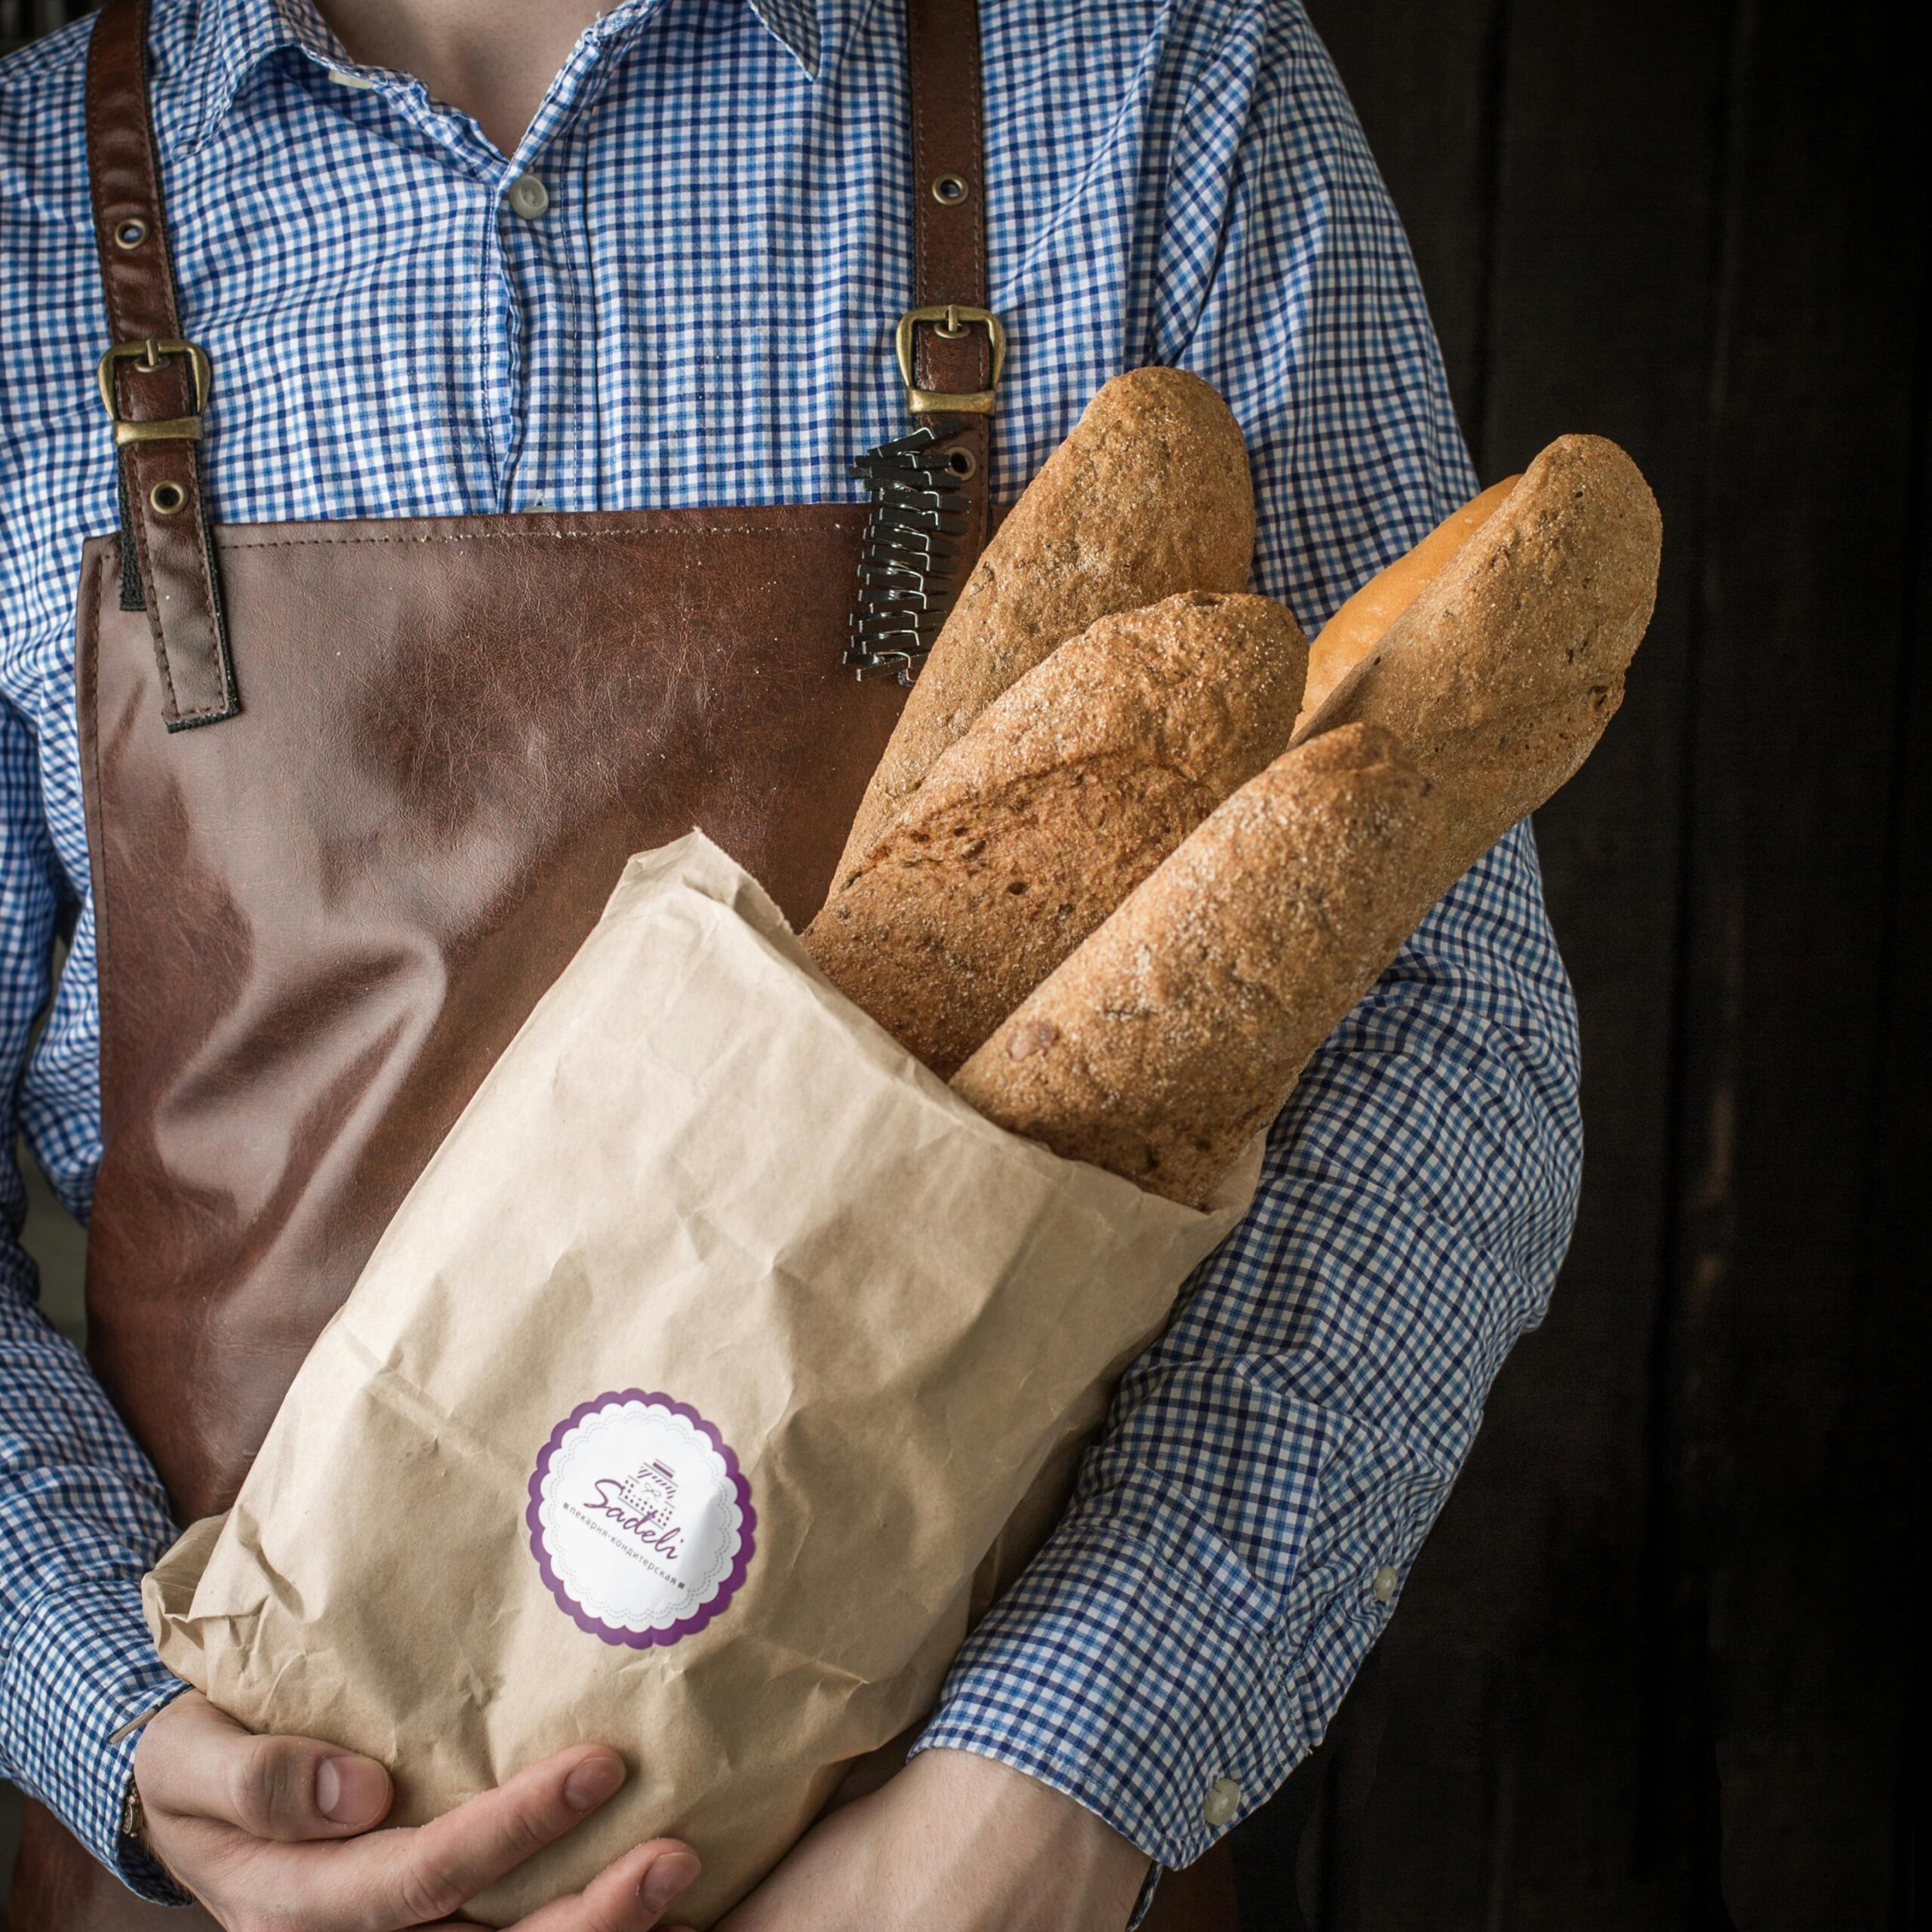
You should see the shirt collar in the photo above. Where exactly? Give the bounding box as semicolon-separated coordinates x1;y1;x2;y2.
744;0;823;75
173;0;828;152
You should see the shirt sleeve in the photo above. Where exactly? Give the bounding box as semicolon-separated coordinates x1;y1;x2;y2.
911;0;1583;1875
0;694;189;1902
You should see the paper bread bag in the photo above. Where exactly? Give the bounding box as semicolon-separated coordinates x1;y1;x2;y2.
146;833;1255;1925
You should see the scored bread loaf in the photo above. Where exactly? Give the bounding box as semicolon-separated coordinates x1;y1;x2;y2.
952;724;1441;1206
1295;433;1661;879
804;592;1307;1078
1296;475;1518;729
835;367;1255;879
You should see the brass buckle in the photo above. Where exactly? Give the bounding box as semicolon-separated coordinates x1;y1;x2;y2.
97;338;212;447
894;304;1006;416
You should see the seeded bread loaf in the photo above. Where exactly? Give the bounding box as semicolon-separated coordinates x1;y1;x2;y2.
1294;434;1662;878
1296;475;1518;729
835;367;1256;881
804;592;1307;1077
952;725;1440;1204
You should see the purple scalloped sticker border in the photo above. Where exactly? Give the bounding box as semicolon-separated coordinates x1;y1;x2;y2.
525;1389;756;1650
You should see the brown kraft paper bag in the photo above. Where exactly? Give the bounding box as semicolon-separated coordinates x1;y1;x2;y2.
143;832;1258;1926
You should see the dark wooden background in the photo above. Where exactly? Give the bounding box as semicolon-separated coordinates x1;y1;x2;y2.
2;0;1922;1925
1232;0;1925;1925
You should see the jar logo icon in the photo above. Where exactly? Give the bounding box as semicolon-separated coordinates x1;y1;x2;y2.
614;1460;678;1530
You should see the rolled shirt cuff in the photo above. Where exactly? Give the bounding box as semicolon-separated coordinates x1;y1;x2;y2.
910;1478;1319;1874
0;1574;191;1903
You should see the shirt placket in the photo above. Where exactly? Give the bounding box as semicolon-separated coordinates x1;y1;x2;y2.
485;3;669;512
493;127;591;512
300;6;663;514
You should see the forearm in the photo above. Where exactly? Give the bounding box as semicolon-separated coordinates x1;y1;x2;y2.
1;1254;189;1893
0;694;186;1886
915;819;1583;1866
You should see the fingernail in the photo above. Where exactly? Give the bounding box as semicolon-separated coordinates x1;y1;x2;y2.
564;1753;626;1812
641;1850;700;1913
315;1755;387;1827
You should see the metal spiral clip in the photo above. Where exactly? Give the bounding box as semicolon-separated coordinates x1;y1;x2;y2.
843;422;974;685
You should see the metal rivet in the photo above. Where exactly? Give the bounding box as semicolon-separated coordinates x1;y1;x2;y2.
507;173;551;220
112;218;148;250
1203;1776;1241;1829
946;446;977;480
1373;1563;1398;1604
930;173;969;206
149;480;187;516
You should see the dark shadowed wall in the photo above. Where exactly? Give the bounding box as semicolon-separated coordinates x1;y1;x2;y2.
1231;2;1924;1926
2;0;1923;1925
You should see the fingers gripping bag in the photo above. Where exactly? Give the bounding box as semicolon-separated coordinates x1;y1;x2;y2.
144;833;1257;1926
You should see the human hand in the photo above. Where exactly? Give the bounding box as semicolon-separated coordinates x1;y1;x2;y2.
715;1746;1149;1932
132;1690;700;1932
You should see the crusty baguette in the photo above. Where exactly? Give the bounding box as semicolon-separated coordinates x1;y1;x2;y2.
805;592;1307;1077
1296;475;1518;728
835;367;1255;881
1295;433;1660;879
955;433;1662;1206
952;724;1441;1205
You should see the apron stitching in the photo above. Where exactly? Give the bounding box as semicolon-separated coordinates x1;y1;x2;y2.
123;473;181;721
214;521;865;551
78;552;117;1110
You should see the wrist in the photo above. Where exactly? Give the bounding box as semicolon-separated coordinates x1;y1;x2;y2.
116;1744;192;1906
910;1746;1151;1916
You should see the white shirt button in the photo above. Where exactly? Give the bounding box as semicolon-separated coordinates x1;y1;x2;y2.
326;67;377;90
1373;1563;1398;1604
1202;1775;1241;1828
507;173;551;220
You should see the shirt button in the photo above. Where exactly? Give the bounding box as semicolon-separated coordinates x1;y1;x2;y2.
1373;1563;1398;1604
507;173;551;220
1202;1775;1241;1828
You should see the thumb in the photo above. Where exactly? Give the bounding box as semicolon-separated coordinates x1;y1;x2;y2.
137;1692;393;1842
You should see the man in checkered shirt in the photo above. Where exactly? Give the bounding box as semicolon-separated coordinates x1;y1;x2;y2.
0;0;1583;1926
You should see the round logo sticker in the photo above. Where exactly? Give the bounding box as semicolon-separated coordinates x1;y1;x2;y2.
526;1391;754;1648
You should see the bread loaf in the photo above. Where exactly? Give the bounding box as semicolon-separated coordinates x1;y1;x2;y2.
1297;475;1518;728
835;367;1255;880
805;592;1307;1076
952;724;1441;1205
955;433;1662;1207
1295;434;1661;881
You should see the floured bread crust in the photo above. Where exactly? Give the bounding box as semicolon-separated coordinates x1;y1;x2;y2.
804;592;1306;1077
835;366;1255;878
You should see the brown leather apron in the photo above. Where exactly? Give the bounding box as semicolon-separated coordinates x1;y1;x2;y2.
5;3;1239;1925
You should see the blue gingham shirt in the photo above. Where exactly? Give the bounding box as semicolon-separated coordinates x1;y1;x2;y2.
0;0;1583;1903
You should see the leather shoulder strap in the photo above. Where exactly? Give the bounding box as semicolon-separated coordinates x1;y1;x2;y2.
905;0;993;562
86;0;240;729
